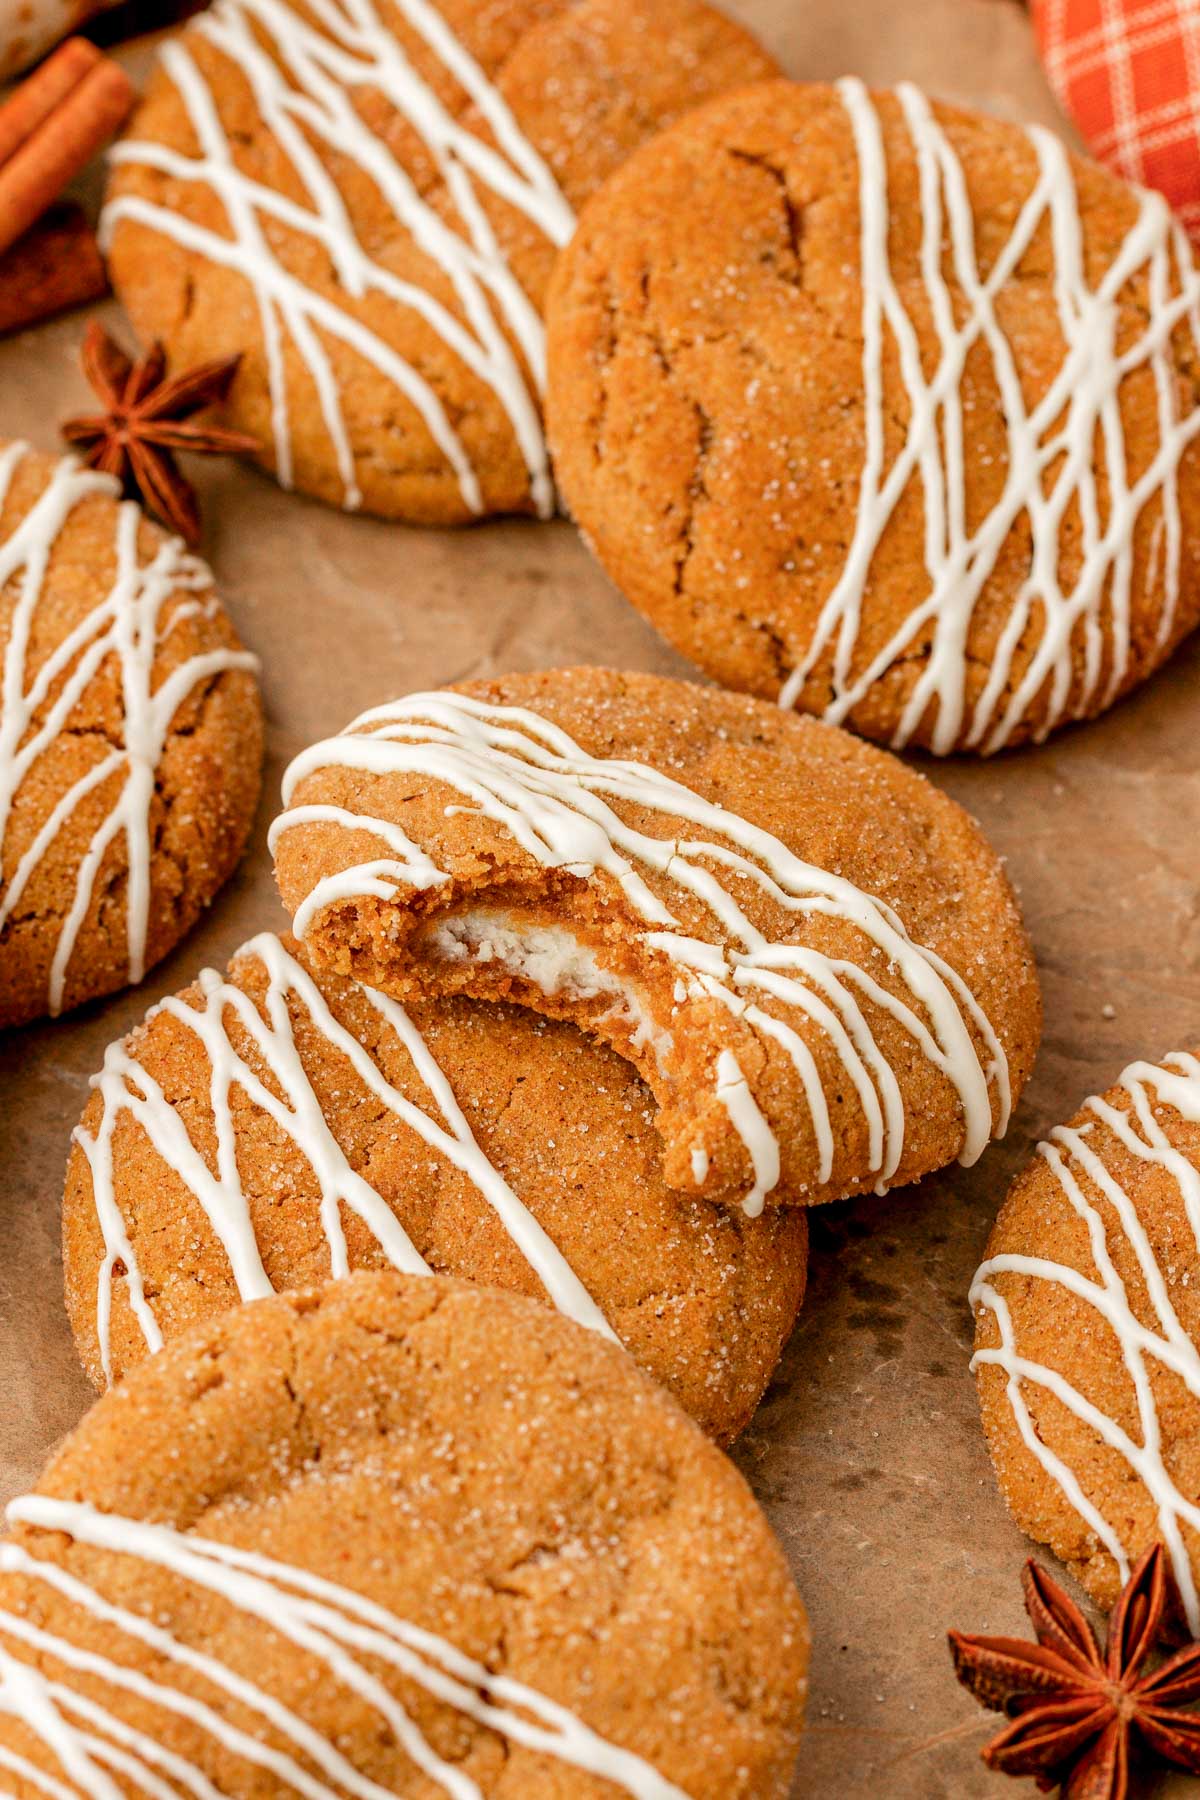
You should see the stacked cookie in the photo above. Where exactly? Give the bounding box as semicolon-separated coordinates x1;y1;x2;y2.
270;669;1040;1211
60;664;1041;1406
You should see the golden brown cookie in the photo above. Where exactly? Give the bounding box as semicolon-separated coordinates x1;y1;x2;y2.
271;667;1041;1214
0;440;262;1030
0;1272;809;1797
102;0;778;526
545;79;1200;754
63;929;808;1443
973;1050;1200;1623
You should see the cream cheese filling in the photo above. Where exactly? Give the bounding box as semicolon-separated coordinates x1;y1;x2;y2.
424;910;675;1070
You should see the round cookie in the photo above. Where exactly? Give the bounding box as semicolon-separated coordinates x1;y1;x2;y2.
271;666;1041;1214
545;79;1200;754
972;1050;1200;1626
102;0;779;526
63;930;808;1444
0;1272;809;1797
0;440;262;1030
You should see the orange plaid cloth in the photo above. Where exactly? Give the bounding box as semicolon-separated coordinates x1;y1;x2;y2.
1032;0;1200;238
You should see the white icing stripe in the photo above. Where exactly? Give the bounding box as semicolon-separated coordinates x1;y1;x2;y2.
0;1644;122;1800
971;1051;1200;1629
0;1498;693;1800
0;445;259;1017
102;0;573;518
776;78;1200;753
77;930;615;1382
267;800;449;937
275;690;1010;1214
714;1051;779;1218
0;1665;225;1800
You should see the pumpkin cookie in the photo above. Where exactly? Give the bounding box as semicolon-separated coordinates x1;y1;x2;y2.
545;80;1200;753
0;1273;809;1797
102;0;778;526
0;441;262;1030
271;667;1041;1214
973;1050;1200;1625
63;930;807;1443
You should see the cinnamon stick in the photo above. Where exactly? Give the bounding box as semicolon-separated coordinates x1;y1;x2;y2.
0;38;103;167
0;41;135;260
0;202;108;335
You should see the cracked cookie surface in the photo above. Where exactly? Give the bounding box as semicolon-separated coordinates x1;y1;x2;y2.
62;930;807;1443
271;667;1041;1213
103;0;778;526
0;440;262;1029
545;80;1200;753
0;1272;809;1797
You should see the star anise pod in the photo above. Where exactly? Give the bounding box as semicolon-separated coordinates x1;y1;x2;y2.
62;321;259;544
949;1545;1200;1798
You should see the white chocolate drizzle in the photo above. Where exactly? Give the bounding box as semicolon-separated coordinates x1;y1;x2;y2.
776;78;1200;753
0;1496;691;1800
971;1051;1200;1629
76;930;614;1383
0;443;258;1017
274;690;1011;1214
102;0;575;518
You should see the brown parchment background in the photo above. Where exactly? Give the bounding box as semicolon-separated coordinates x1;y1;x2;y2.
1;3;1199;1794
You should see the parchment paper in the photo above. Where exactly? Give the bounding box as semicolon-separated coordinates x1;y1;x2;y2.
2;3;1199;1793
